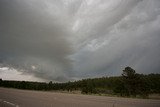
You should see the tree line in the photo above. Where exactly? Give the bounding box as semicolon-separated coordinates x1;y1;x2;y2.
0;67;160;98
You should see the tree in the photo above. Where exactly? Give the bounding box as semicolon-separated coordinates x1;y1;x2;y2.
81;79;94;94
113;77;126;96
122;67;136;79
48;81;53;90
0;78;2;86
122;67;140;96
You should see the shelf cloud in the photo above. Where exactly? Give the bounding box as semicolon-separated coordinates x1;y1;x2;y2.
0;0;160;82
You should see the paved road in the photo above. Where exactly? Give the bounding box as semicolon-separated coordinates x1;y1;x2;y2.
0;88;160;107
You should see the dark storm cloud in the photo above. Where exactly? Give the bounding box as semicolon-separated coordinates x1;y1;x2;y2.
71;0;160;78
0;0;160;81
0;0;74;81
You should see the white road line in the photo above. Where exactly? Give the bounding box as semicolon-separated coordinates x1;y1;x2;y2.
0;99;19;107
3;100;16;106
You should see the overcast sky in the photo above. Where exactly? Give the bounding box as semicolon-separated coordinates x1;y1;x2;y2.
0;0;160;82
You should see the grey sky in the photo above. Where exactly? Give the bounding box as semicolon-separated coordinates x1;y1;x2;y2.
0;0;160;82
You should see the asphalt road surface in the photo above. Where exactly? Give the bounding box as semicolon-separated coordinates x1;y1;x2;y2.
0;88;160;107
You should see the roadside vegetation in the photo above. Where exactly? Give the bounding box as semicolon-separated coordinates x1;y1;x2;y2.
0;67;160;99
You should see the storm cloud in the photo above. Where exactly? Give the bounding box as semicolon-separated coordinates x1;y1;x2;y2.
0;0;160;82
0;0;74;81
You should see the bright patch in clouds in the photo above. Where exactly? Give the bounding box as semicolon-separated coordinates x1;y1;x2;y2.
0;67;46;82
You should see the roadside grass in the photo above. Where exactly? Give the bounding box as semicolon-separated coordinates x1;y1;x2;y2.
48;89;160;100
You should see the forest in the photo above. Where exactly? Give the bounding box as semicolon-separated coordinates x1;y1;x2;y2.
0;67;160;98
